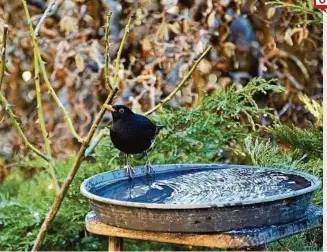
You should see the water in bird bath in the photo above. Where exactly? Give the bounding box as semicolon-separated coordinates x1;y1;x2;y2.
95;167;311;205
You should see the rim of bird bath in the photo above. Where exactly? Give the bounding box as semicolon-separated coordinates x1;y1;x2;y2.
80;164;321;209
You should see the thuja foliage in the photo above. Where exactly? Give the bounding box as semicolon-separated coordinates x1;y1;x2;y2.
147;78;283;164
0;78;321;251
243;130;323;250
269;0;323;25
270;125;323;159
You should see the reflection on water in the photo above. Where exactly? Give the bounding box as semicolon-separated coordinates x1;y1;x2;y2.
94;167;311;204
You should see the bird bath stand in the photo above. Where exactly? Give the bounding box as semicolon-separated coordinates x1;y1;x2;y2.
81;164;322;251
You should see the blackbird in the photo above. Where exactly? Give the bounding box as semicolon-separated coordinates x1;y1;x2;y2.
105;104;164;177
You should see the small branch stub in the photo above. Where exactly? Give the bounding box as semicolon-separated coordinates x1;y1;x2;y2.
0;24;9;88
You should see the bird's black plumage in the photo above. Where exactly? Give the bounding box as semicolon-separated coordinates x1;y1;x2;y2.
110;105;162;154
108;105;163;177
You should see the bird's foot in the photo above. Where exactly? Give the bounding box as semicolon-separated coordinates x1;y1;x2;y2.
145;164;155;176
125;165;135;179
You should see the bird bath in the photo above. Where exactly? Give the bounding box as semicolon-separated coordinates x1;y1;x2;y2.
81;164;321;233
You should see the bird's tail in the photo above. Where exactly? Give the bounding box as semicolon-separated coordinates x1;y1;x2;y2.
156;125;165;134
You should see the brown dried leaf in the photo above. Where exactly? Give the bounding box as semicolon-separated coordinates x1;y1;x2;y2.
167;6;179;15
198;59;212;74
207;11;216;28
284;28;294;46
223;42;236;58
60;16;78;35
182;19;190;33
157;22;169;41
168;23;181;35
142;38;152;51
75;53;85;72
266;7;276;20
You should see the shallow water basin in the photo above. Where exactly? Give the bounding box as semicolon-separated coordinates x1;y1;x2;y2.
81;164;320;232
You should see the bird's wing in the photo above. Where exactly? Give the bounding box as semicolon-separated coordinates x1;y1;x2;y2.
134;115;165;151
132;114;157;140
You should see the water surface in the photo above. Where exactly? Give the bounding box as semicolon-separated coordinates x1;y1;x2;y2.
94;167;311;205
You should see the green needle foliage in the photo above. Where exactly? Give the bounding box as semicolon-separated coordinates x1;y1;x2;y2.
270;125;323;159
269;0;323;25
0;78;321;251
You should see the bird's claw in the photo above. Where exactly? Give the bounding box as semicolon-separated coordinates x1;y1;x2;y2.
125;165;135;179
145;164;155;176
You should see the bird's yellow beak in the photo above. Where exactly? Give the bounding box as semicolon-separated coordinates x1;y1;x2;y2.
104;104;116;112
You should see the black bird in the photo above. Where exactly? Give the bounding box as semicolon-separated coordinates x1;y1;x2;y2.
105;104;164;177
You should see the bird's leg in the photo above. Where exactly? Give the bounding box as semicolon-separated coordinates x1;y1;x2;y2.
144;151;155;176
124;154;135;178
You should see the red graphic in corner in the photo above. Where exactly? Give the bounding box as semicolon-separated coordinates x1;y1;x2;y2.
315;0;327;12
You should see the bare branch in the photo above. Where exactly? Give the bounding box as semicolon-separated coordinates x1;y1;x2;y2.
0;24;8;88
31;12;136;250
21;0;83;143
112;14;133;89
144;46;212;116
32;87;119;251
34;0;56;36
0;25;50;162
33;47;60;193
82;47;212;158
0;92;50;162
104;11;113;91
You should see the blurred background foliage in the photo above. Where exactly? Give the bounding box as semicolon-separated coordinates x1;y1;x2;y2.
0;0;323;251
0;0;322;159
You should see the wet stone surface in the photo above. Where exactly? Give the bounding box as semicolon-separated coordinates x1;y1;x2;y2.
94;167;311;205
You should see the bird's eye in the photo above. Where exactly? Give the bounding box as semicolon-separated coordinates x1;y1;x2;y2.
119;108;124;114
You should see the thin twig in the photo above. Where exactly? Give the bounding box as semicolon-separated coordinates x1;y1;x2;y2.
144;46;212;116
34;0;56;36
21;0;83;143
32;14;135;250
84;128;109;157
33;47;60;194
0;24;8;88
0;92;49;162
112;14;133;89
81;47;212;157
32;87;119;251
104;11;113;91
0;25;49;162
